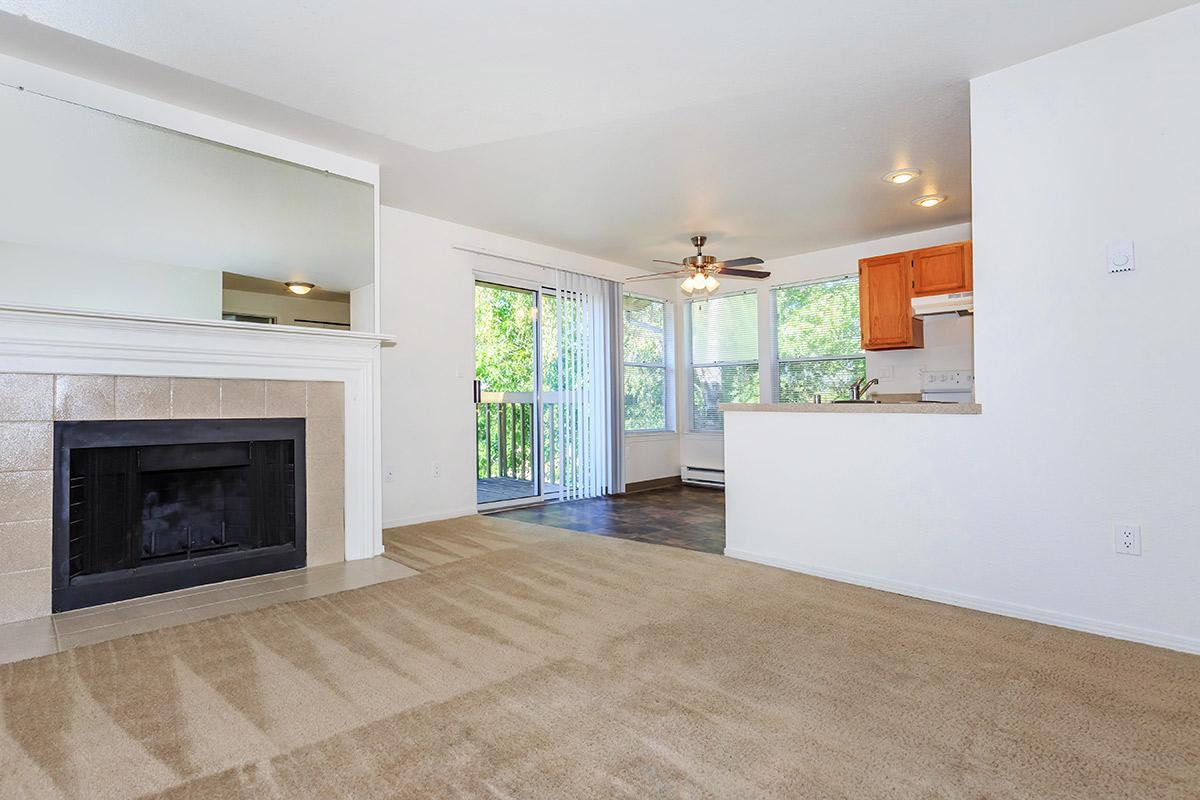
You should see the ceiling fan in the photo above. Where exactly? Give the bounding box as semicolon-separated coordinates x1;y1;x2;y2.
626;235;770;295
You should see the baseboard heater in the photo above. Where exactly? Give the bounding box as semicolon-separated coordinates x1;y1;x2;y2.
681;465;725;489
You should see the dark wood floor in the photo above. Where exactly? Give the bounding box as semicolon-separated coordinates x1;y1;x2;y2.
489;484;725;554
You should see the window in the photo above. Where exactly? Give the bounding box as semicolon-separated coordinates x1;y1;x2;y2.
623;294;671;432
773;276;865;402
688;291;759;431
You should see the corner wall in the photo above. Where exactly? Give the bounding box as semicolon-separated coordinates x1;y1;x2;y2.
725;5;1200;652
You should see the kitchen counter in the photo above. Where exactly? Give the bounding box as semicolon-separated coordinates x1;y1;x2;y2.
720;402;982;415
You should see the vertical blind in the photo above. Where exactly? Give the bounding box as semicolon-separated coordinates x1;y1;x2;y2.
622;294;669;432
543;269;623;501
774;275;865;402
688;291;759;431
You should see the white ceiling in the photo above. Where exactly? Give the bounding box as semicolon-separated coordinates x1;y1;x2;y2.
0;0;1194;268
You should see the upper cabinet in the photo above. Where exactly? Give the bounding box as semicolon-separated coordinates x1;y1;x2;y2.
912;241;973;297
858;240;972;351
859;252;924;350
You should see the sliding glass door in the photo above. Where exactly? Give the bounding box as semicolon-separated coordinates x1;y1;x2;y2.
475;281;541;506
475;273;619;508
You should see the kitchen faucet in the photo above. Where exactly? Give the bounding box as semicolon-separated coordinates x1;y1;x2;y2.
849;377;879;401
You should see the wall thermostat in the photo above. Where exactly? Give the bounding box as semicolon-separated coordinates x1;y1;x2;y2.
1107;241;1135;273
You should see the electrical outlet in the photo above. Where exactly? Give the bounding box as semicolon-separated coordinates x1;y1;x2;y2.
1114;523;1141;556
431;461;441;478
384;467;395;483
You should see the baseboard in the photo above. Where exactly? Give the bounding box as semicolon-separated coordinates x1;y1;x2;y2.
382;506;478;529
624;475;683;493
724;548;1200;656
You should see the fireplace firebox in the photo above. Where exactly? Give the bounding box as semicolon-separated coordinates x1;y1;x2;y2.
52;418;306;612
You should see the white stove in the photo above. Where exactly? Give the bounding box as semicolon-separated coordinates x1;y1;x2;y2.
921;369;974;403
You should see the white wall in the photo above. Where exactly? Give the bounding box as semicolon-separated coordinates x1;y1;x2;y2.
378;206;678;526
0;241;221;319
679;222;974;471
725;5;1200;653
351;284;376;332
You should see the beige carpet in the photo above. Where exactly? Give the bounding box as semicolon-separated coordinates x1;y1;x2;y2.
2;515;1198;799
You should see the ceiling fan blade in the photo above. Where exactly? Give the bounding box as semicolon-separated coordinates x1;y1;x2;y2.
625;270;687;282
717;267;772;279
716;257;765;268
652;259;684;267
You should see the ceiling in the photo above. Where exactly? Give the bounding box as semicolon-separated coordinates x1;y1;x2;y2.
0;1;1193;269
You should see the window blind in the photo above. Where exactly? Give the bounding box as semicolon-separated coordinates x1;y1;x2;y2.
688;291;759;431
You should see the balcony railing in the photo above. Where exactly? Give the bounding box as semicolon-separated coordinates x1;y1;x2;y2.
475;392;564;502
476;393;535;482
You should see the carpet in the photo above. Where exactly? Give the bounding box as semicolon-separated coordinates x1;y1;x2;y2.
2;515;1198;798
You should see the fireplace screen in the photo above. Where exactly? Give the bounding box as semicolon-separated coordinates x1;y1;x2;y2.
54;419;306;612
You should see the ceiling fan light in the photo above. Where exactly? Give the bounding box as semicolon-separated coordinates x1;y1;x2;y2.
704;275;719;292
681;276;695;293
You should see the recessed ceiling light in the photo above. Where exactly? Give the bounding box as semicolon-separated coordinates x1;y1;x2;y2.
912;194;947;208
883;168;921;185
285;281;315;295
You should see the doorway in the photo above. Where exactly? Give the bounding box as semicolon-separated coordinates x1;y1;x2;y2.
474;280;547;508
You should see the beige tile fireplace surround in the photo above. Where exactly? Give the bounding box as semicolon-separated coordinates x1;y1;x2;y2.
0;373;345;624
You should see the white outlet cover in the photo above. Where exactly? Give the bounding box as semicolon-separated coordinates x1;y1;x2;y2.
1107;240;1135;273
1114;523;1142;556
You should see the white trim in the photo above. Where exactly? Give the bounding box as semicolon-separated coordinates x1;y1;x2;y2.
724;548;1200;656
624;430;676;440
0;53;376;184
0;303;395;344
383;506;479;530
771;271;857;291
0;306;385;564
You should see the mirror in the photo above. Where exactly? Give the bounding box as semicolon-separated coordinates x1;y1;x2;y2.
0;84;375;331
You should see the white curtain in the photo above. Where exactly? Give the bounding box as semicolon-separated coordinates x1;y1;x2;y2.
547;269;624;500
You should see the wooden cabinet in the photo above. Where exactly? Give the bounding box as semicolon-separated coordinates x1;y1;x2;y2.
912;241;972;297
857;240;971;351
859;252;923;350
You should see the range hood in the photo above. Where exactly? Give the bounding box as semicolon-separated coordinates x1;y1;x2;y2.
911;291;973;316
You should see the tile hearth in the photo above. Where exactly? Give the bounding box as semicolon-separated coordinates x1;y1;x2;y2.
0;556;417;665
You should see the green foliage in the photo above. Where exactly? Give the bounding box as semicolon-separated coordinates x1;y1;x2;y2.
623;295;668;431
624;366;666;430
692;365;759;431
474;283;535;392
776;277;861;359
776;277;865;402
779;359;865;402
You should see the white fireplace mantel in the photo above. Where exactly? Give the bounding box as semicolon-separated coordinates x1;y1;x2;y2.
0;304;394;562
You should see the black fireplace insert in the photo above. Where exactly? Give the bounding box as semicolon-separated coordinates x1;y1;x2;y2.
52;418;306;612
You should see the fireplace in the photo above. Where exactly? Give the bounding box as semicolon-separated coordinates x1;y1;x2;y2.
52;418;307;612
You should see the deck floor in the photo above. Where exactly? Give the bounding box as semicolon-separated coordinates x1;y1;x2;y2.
477;476;537;504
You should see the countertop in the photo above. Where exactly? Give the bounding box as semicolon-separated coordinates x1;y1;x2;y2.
720;402;982;415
